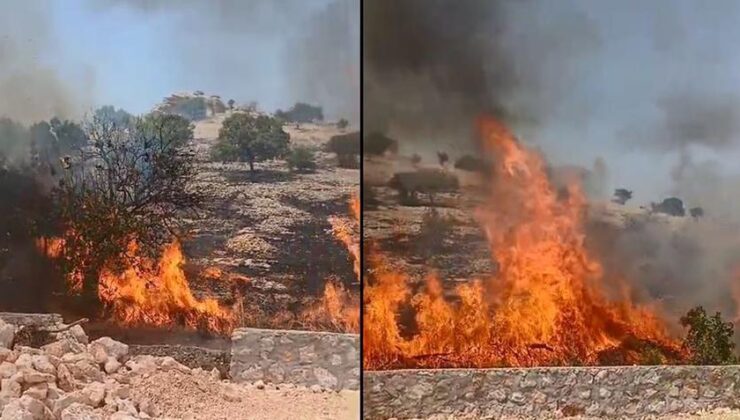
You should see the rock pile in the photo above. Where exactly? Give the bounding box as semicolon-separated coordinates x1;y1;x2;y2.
0;318;222;420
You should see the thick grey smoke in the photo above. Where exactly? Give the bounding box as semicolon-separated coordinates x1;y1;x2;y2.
363;0;600;149
0;0;92;123
90;0;359;122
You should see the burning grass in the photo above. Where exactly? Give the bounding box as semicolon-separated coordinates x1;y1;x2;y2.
363;116;685;370
36;192;361;336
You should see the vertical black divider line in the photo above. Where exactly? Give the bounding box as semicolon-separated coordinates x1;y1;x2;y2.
358;0;365;417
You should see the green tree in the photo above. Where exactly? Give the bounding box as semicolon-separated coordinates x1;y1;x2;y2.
286;146;318;173
212;113;290;172
680;306;737;365
326;131;359;168
275;102;323;123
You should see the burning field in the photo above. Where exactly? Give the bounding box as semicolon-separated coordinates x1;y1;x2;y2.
363;117;688;370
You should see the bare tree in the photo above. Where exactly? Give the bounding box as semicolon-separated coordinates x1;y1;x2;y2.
54;110;202;312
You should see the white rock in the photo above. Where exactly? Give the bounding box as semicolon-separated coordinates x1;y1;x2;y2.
1;378;21;398
19;369;54;385
87;338;128;364
53;393;85;418
0;320;14;349
12;356;32;372
68;326;88;345
18;395;44;419
138;398;160;417
30;356;54;376
60;402;102;420
253;380;265;390
108;413;138;420
55;364;75;392
221;383;241;402
0;399;33;420
160;357;189;373
21;383;46;400
0;349;10;364
0;363;17;380
103;359;121;375
79;382;105;407
310;384;322;393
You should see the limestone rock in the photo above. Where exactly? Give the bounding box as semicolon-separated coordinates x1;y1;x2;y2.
0;320;14;350
88;338;128;365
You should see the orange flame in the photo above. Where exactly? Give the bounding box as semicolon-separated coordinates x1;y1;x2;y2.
98;239;234;333
302;280;359;333
328;192;361;281
37;235;234;334
302;192;361;333
363;116;682;369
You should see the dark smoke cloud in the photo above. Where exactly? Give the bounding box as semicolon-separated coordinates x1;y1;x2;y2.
90;0;359;122
363;0;600;148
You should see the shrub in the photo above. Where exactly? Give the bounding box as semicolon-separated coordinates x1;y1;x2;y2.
275;102;324;123
364;132;398;156
388;169;459;206
612;188;633;205
54;112;201;312
211;113;290;171
337;118;349;130
286;146;318;173
680;306;736;365
454;155;489;173
326;131;360;168
652;197;685;217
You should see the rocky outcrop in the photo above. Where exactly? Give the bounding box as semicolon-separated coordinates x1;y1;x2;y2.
364;366;740;419
230;328;359;391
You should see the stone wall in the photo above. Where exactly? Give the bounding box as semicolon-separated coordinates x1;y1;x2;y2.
364;366;740;419
230;328;359;390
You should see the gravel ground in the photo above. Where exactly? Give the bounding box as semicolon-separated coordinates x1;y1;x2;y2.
130;369;359;420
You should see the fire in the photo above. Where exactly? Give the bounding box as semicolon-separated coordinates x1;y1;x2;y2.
37;235;234;334
302;280;360;333
328;192;361;281
98;239;234;333
301;192;361;333
363;116;682;370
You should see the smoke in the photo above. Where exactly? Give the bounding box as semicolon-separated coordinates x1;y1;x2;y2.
0;0;92;124
90;0;359;122
363;0;600;148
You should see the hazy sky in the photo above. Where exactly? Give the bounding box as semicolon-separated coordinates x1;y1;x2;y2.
365;0;740;206
1;0;357;120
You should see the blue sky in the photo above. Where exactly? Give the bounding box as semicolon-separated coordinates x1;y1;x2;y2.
43;0;344;115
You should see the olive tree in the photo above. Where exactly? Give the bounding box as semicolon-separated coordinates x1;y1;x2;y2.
211;113;290;172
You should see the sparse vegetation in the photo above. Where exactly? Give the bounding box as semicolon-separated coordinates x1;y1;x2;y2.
337;118;349;130
275;102;324;123
388;169;459;206
437;152;449;166
54;111;202;313
326;131;360;168
652;197;685;217
612;188;633;205
680;306;736;365
363;132;398;156
286;145;318;173
454;155;488;173
690;207;704;219
211;113;290;172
